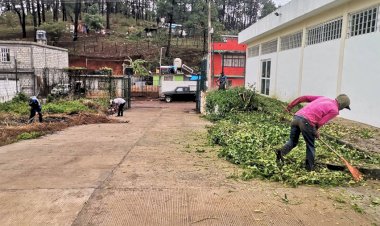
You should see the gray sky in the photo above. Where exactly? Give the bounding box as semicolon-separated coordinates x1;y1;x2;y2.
273;0;292;7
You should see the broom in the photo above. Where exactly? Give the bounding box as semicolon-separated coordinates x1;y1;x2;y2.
319;138;363;182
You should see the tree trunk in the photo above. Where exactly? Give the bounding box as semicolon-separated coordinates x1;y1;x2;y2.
166;0;175;58
73;0;81;41
62;0;67;21
37;0;41;26
14;0;27;38
41;0;45;22
26;0;31;14
106;0;111;29
53;0;59;21
31;0;37;41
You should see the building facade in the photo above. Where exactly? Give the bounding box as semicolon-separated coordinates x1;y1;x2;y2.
239;0;380;127
212;35;246;88
0;41;68;102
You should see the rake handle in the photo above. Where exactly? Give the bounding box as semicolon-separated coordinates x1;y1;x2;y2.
319;138;343;159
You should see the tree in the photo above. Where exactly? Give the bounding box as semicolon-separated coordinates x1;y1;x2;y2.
84;4;104;31
11;0;27;38
73;0;81;41
260;0;277;18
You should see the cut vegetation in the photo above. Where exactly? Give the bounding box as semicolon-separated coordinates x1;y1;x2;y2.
205;88;380;187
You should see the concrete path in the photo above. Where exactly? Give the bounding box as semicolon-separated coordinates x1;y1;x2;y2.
0;101;377;225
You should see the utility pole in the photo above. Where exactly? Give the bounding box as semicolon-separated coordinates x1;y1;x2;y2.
207;0;212;89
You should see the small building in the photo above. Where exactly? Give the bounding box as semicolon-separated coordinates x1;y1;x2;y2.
239;0;380;127
212;35;247;88
0;41;69;102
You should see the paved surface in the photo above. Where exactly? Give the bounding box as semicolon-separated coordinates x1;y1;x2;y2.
0;101;378;225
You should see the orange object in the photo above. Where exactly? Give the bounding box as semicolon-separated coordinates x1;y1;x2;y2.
320;139;363;182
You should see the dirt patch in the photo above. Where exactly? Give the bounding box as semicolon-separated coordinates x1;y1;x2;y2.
0;113;116;147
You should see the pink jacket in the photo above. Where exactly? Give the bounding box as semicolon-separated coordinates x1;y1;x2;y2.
287;96;339;129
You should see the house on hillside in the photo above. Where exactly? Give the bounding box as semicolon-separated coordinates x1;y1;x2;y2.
212;35;246;88
0;40;68;102
239;0;380;127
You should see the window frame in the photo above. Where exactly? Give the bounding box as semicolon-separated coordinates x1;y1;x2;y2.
0;47;10;63
348;5;379;38
223;54;245;67
260;59;271;96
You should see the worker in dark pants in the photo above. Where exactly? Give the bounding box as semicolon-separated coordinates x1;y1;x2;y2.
217;73;227;90
275;94;351;171
110;98;126;117
29;96;43;123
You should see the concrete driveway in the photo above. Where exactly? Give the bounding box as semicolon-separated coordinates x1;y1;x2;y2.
0;101;377;225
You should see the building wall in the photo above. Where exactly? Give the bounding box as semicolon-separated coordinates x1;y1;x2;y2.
340;32;380;125
301;40;340;97
276;48;302;100
0;41;68;100
240;0;380;127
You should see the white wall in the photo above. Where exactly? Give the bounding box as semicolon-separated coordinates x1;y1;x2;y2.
0;79;19;102
340;32;380;127
275;48;302;100
245;57;260;88
301;40;340;97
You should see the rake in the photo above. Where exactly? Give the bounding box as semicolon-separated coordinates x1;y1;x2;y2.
319;138;363;182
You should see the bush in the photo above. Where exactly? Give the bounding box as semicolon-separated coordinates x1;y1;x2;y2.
0;93;30;115
39;21;67;41
205;87;258;120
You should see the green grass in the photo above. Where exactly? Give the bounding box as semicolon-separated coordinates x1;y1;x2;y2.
17;132;42;140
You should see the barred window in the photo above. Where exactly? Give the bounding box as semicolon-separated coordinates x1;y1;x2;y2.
348;6;379;38
280;31;303;51
261;39;277;55
1;48;10;62
248;45;259;57
223;55;245;67
306;17;343;45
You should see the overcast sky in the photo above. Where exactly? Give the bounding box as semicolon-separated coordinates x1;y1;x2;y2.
273;0;292;7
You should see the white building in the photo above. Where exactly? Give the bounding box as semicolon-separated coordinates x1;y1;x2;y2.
0;41;68;102
239;0;380;127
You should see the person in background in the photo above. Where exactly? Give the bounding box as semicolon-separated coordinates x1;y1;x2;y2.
110;97;126;117
217;72;227;90
29;96;43;123
275;94;351;171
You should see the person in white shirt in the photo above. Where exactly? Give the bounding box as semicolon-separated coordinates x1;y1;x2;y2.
110;98;126;116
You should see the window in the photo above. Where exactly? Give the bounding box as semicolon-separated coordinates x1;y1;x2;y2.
223;55;245;67
1;48;10;63
280;31;302;51
348;6;379;38
248;45;260;57
261;59;271;95
261;39;277;55
306;17;343;45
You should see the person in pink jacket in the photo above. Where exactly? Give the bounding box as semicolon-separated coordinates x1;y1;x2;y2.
275;94;351;171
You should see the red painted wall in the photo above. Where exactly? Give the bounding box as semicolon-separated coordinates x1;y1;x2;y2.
212;37;246;88
69;56;124;75
213;38;246;51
